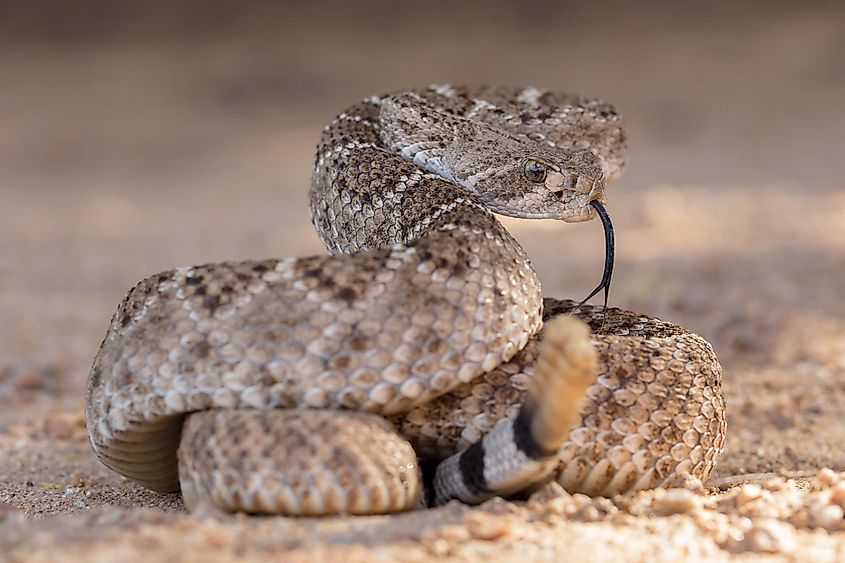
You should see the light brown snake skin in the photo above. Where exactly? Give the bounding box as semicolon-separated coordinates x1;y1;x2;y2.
85;85;726;515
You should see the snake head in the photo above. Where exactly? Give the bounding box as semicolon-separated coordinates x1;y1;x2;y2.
516;149;607;222
445;125;607;222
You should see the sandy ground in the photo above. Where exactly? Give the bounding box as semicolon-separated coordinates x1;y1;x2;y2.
1;2;844;561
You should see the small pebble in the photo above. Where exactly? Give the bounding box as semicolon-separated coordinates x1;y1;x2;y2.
574;505;602;522
830;482;845;508
741;519;797;554
463;511;512;540
762;478;786;491
654;489;700;515
527;481;568;506
435;524;470;543
816;468;839;487
809;503;844;532
544;496;574;517
736;483;762;505
426;538;450;556
527;481;574;516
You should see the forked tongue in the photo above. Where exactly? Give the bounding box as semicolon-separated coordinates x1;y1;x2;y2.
576;199;614;310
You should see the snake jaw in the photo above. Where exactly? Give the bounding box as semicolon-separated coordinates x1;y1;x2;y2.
548;169;603;196
544;166;606;224
587;175;605;202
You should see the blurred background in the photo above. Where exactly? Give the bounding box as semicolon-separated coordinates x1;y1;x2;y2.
1;1;844;477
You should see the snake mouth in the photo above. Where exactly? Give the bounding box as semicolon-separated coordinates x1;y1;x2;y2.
550;173;604;199
577;199;615;309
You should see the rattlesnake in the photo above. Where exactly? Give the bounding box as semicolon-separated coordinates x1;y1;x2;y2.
85;85;726;515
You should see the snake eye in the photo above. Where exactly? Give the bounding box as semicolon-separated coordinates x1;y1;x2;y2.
523;159;547;183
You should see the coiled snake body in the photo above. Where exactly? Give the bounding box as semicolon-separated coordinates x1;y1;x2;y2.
86;86;726;515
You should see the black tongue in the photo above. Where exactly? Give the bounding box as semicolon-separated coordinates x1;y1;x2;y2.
576;199;615;310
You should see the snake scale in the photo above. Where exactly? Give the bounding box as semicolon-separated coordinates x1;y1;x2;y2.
85;85;726;515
